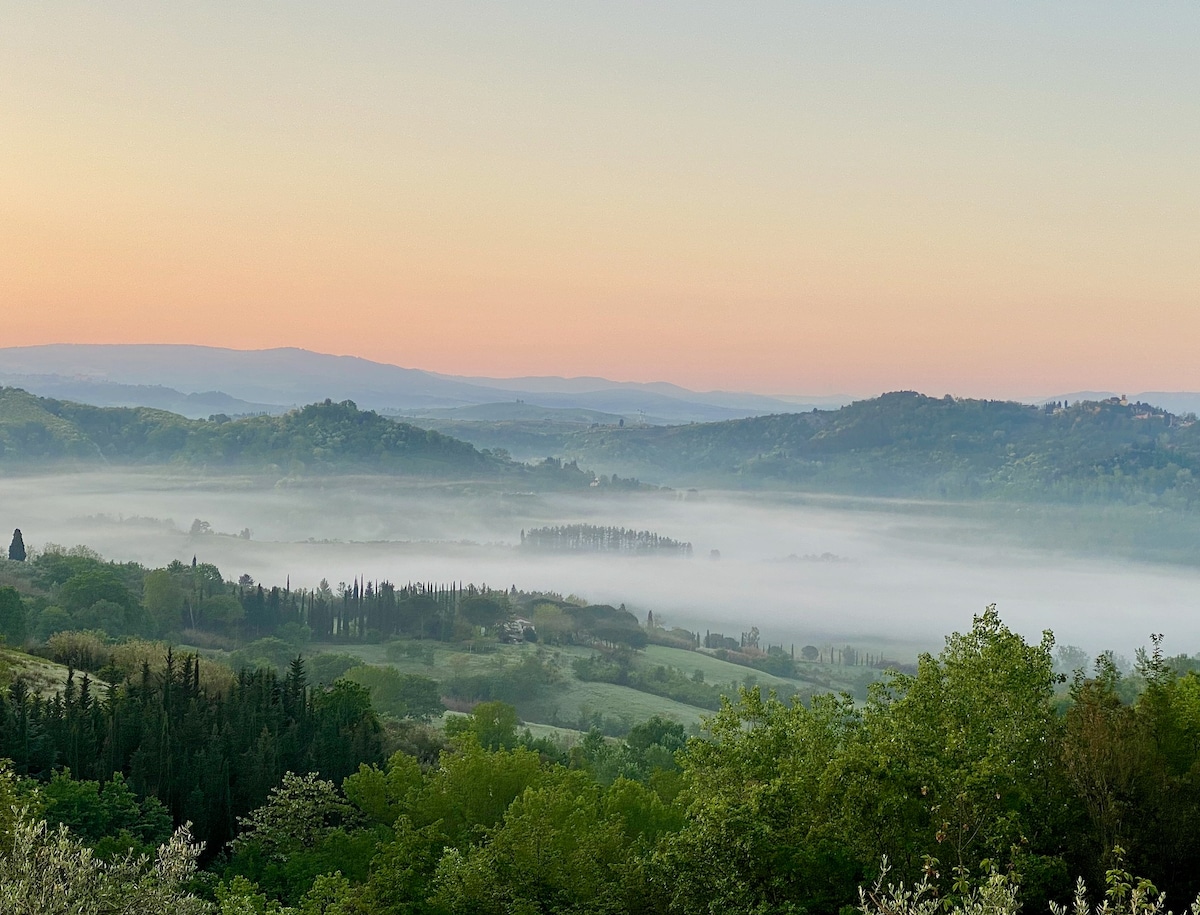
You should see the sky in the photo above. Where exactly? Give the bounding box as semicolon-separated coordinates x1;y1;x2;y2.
2;3;1197;398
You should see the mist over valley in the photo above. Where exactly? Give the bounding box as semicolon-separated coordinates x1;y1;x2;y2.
3;470;1193;659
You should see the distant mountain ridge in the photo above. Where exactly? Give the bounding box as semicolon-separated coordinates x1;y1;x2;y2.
0;344;843;423
0;373;278;418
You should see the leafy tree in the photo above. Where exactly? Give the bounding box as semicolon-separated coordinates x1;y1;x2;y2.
656;686;861;915
142;569;186;634
417;740;544;848
38;771;173;859
0;808;209;915
843;605;1073;902
343;752;424;829
0;586;27;645
432;770;647;915
444;701;519;751
228;772;370;907
309;680;385;783
342;667;444;721
58;569;136;617
458;596;507;631
46;629;110;669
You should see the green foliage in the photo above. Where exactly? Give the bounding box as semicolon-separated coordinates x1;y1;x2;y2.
310;680;385;785
458;596;507;631
343;752;424;829
0;586;27;646
230;638;303;673
0;760;21;853
566;604;648;649
0;651;382;853
39;771;172;858
0;807;210;915
444;701;521;751
856;858;1020;915
442;652;560;705
305;653;361;685
418;739;544;847
656;686;863;915
850;605;1065;876
58;569;137;617
342;666;444;721
231;773;354;860
8;531;1200;914
46;629;111;670
432;770;651;915
227;773;375;907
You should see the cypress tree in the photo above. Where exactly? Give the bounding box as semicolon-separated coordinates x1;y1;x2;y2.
8;528;25;562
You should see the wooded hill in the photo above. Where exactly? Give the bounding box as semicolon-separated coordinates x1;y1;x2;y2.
0;387;588;483
557;391;1200;505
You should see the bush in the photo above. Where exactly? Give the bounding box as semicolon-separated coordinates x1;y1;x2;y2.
46;630;110;671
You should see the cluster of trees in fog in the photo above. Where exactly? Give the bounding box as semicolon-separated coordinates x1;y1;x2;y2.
520;524;693;556
2;606;1200;913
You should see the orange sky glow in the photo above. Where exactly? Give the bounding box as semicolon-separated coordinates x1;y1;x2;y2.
2;4;1197;398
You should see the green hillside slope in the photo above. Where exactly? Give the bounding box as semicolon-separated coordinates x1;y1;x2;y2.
0;645;75;698
0;388;588;483
561;391;1200;505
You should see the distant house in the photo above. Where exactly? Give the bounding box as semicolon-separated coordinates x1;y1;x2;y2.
500;617;537;643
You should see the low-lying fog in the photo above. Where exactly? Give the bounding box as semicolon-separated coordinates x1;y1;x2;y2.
3;471;1197;660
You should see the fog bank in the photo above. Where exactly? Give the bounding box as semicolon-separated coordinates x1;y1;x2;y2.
1;471;1195;659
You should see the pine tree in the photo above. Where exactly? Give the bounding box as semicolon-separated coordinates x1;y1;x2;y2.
7;529;25;562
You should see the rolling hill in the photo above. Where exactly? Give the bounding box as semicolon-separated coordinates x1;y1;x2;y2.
0;387;587;484
554;391;1200;505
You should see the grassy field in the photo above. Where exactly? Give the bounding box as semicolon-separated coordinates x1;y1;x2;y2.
640;644;874;695
0;646;75;698
317;637;884;736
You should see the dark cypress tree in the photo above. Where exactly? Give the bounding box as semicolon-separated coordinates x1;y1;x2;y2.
8;529;25;562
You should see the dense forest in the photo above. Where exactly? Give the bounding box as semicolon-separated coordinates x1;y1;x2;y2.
1;544;1200;912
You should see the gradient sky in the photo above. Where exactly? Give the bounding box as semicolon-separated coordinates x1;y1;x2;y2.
2;3;1197;397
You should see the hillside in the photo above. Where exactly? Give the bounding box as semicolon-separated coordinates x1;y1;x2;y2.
0;645;75;698
0;388;585;482
557;391;1200;506
10;385;1200;507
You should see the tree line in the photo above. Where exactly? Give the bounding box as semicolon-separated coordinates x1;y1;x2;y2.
0;650;382;852
520;524;693;556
